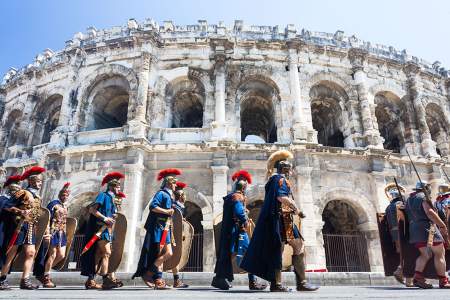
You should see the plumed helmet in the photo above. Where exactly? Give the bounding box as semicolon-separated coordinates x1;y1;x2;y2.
266;150;293;178
101;172;125;186
21;166;46;181
231;170;252;184
384;182;405;200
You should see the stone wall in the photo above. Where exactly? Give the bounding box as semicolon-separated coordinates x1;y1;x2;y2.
1;19;450;272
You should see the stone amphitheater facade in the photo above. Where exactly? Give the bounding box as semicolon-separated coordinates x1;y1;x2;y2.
1;19;450;273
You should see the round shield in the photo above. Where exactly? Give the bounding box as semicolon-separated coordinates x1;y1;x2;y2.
163;208;183;271
177;220;194;271
12;207;50;271
53;217;78;271
107;213;127;273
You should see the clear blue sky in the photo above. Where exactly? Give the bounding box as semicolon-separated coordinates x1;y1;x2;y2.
1;0;449;76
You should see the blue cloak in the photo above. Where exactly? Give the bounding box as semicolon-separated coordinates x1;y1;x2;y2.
214;192;247;282
240;174;284;282
0;195;15;269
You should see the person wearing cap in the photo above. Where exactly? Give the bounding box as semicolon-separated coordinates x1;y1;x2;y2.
0;175;23;290
383;182;414;286
435;183;450;222
170;181;189;288
133;168;181;289
212;170;267;291
80;171;124;290
405;181;450;289
0;166;46;290
33;182;71;288
241;150;318;292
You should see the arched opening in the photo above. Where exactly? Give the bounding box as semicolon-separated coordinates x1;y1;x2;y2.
374;92;408;153
83;75;130;131
310;81;348;147
166;78;204;128
3;109;23;148
184;201;204;271
425;103;449;157
322;200;370;272
238;80;278;143
62;192;96;271
31;94;62;145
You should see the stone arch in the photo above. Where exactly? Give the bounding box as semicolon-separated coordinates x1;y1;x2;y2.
165;76;205;128
3;109;23;148
235;76;281;143
30;93;63;145
77;64;138;131
425;102;450;157
309;80;351;147
369;83;407;100
374;91;410;153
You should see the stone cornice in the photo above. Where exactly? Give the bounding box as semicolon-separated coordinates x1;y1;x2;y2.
2;19;449;88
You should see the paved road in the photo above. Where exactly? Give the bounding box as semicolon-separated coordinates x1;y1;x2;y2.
0;286;449;299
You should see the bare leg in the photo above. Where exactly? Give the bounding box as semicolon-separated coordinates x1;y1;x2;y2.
22;244;36;279
97;240;111;276
431;244;446;276
416;247;432;273
154;244;173;270
44;246;57;273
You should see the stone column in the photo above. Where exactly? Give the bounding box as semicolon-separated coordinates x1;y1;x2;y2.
210;52;228;141
295;164;325;270
348;48;382;149
288;41;316;143
211;165;228;217
128;52;152;139
404;62;437;157
120;158;145;272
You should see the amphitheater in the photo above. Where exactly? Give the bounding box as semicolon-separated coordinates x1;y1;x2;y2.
1;19;449;273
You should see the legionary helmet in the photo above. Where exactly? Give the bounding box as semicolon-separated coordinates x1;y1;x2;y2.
157;168;181;189
232;170;252;192
58;182;71;200
3;175;22;193
266;150;294;178
174;181;187;200
21;166;46;183
384;182;405;200
101;172;125;188
413;180;430;191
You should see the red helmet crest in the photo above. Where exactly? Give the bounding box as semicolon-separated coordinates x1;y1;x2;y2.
232;170;252;184
3;175;22;188
21;166;46;181
101;172;125;186
157;168;182;181
117;191;126;198
176;181;187;190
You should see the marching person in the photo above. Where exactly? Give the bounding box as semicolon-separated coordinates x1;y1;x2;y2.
241;150;318;292
171;181;189;288
212;170;267;291
133;168;181;289
435;183;450;223
33;182;71;288
405;181;450;289
0;175;24;290
383;182;413;287
0;167;47;289
80;172;125;290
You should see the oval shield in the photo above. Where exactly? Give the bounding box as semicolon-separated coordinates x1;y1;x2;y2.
12;207;50;271
53;217;78;271
107;213;127;273
163;208;183;271
177;220;194;271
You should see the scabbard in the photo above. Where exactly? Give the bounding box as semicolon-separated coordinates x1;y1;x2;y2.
81;224;107;255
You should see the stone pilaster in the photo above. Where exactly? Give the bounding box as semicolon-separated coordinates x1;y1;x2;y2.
295;164;324;270
127;52;152;139
120;156;145;272
349;48;382;149
404;62;438;157
211;165;228;217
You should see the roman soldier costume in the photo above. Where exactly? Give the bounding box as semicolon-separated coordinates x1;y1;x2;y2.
33;182;71;288
435;184;450;222
133;168;181;289
0;175;23;290
80;171;125;290
212;170;267;291
241;150;318;292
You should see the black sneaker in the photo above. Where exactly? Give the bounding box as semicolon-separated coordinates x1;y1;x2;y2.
211;276;231;290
